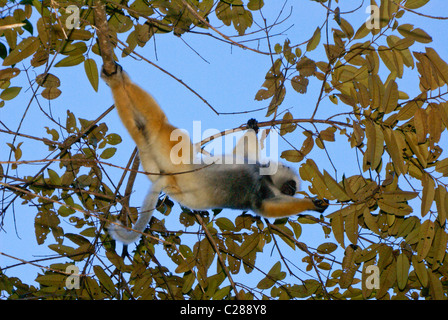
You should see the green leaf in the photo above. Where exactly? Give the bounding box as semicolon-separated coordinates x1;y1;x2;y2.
215;217;235;231
94;265;116;296
54;54;85;67
396;253;410;291
247;0;264;11
257;261;285;290
404;0;430;9
47;169;61;185
100;147;117;159
0;86;21;100
41;87;61;100
84;58;99;92
317;242;338;254
307;27;321;52
105;133;122;145
3;36;39;66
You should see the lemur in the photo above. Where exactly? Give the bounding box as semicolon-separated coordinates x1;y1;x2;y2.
101;64;328;244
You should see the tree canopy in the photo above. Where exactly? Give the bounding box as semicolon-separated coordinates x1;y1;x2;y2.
1;0;448;300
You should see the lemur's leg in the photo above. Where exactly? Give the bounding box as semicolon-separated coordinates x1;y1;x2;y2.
101;64;194;175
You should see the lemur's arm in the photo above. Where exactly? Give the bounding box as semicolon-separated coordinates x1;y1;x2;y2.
259;197;328;218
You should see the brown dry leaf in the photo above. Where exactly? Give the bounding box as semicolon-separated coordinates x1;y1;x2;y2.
396;253;410;291
383;80;398;114
414;108;428;144
421;173;435;217
364;120;384;170
339;245;360;289
416;219;435;261
434;186;447;226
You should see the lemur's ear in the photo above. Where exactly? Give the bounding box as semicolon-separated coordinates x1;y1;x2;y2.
259;196;329;218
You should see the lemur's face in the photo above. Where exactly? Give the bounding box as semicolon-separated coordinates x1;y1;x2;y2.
280;179;297;196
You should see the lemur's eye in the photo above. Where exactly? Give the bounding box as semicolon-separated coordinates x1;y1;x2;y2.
280;180;296;196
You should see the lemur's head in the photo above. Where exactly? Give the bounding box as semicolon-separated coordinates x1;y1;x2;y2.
268;163;300;196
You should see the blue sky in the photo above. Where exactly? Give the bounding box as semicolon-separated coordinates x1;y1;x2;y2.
1;0;448;294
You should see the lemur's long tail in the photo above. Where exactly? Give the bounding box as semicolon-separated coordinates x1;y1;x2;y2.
108;184;161;244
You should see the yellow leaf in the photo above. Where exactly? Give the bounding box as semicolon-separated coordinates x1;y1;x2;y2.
296;56;316;77
421;173;435;217
247;0;264;11
340;245;360;289
339;18;354;39
396;100;421;121
323;170;350;201
435;186;447;226
302;159;329;199
215;217;235;231
378;45;396;74
428;270;444;300
414;108;428;144
383;80;398;114
41;87;61;100
407;27;432;43
377;199;413;216
36;73;60;88
435;158;448;176
381;190;419;202
378;261;396;299
411;255;428;286
355;243;381;264
317;242;338;254
279;111;295;135
0;67;20;80
281;149;304;163
433;226;448;264
319;126;336;142
291;75;308;94
416;219;435;261
379;0;392;29
330;211;345;248
354;22;370;40
344;210;358;245
425;47;448;85
354;82;370;109
364;120;384;170
306;27;321;52
368;73;382;110
383;128;405;175
404;132;427;168
362;206;380;234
